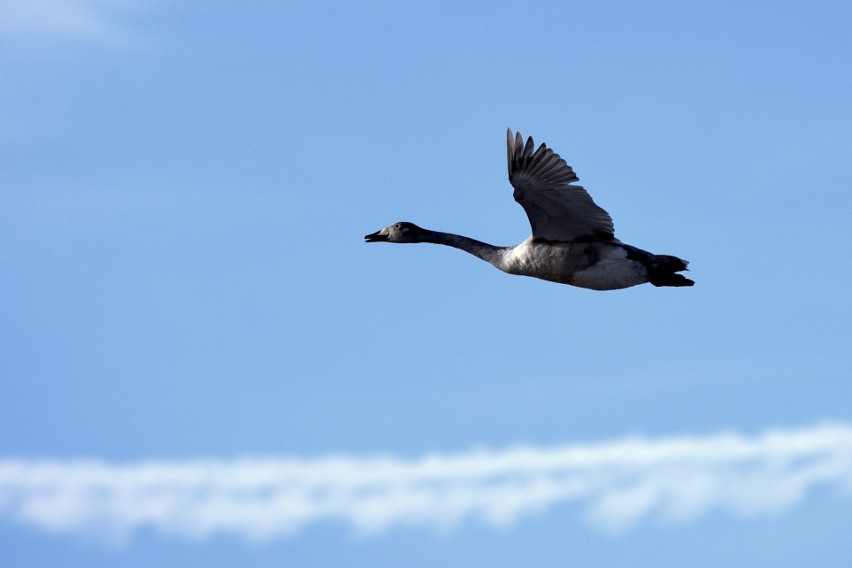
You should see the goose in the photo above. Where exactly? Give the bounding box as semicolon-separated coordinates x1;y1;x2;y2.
365;129;694;290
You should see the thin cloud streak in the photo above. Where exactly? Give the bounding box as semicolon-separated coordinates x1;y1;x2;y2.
1;423;851;543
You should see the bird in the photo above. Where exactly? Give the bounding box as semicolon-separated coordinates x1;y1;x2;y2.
365;129;694;290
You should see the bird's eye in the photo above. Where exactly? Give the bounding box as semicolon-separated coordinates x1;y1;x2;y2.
394;224;401;229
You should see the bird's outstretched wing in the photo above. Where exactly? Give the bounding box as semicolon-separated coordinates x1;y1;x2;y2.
507;128;615;242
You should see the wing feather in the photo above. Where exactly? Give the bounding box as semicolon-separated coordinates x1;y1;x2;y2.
507;128;615;241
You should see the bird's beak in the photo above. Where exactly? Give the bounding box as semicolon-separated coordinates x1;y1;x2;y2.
364;230;388;243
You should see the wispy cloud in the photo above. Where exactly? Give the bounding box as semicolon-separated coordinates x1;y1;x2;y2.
0;0;145;49
1;423;851;543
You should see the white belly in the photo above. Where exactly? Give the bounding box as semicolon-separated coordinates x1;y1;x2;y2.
570;258;649;290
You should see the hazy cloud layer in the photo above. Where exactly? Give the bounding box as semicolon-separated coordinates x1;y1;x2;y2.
1;423;851;543
0;0;144;48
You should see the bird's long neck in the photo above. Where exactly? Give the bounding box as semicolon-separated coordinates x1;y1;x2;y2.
419;230;507;267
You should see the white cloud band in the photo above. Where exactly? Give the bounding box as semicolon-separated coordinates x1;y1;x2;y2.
1;423;851;543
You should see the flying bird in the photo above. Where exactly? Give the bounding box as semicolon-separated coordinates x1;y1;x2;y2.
365;129;694;290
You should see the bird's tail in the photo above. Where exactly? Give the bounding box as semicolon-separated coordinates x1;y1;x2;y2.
623;245;694;287
647;254;694;287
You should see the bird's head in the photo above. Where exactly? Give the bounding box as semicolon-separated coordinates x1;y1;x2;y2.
364;222;428;243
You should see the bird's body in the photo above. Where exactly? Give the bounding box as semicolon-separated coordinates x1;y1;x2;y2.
365;129;693;291
503;238;649;290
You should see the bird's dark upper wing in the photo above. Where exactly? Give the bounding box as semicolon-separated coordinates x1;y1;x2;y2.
507;128;615;242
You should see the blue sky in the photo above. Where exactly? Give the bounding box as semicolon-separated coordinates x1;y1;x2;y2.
2;1;851;566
